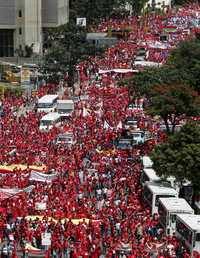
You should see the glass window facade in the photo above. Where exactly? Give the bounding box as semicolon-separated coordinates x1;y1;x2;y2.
0;29;14;57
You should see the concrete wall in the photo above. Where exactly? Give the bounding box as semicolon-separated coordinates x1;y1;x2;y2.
0;0;69;56
24;0;42;53
0;0;16;28
42;0;69;27
42;0;58;27
15;0;42;54
57;0;69;25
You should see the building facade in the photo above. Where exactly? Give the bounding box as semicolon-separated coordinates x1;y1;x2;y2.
0;0;69;57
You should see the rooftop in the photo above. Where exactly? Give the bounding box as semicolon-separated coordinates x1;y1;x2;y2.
177;214;200;231
159;198;193;213
145;182;178;195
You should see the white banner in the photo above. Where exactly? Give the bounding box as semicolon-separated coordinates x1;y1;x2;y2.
0;185;35;195
29;171;57;183
99;69;138;74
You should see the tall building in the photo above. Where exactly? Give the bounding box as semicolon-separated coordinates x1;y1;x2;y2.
0;0;69;57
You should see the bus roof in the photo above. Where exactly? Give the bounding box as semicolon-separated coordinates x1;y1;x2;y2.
143;168;160;181
159;198;193;214
57;100;74;109
177;214;200;231
57;99;74;104
41;112;60;121
145;182;178;196
142;156;153;168
38;95;58;104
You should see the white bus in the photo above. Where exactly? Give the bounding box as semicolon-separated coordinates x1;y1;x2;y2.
143;182;178;215
57;99;74;118
142;156;153;168
140;168;161;186
37;94;58;113
176;214;200;255
159;198;194;236
141;156;193;203
39;112;61;131
140;167;176;188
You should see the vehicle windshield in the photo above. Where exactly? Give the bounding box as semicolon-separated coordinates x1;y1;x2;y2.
40;120;51;126
58;109;72;113
38;103;53;108
126;120;137;125
58;136;71;141
132;133;142;138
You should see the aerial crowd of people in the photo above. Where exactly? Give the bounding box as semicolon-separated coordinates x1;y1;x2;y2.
0;2;200;258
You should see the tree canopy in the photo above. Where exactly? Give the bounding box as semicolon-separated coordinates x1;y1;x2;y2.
43;23;104;84
69;0;127;25
147;83;200;133
167;39;200;92
69;0;147;25
151;123;200;193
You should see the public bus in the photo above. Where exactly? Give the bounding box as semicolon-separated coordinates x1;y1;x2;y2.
140;165;176;187
57;99;74;119
141;155;153;168
37;94;58;113
158;198;194;236
176;214;200;255
141;156;193;204
143;182;178;215
39;112;61;131
140;168;161;186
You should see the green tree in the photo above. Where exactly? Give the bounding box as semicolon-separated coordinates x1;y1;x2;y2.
43;23;104;85
167;39;200;92
125;65;186;98
151;124;200;193
147;84;200;134
69;0;126;25
69;0;147;25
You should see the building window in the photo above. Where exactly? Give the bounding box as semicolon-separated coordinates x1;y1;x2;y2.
19;10;22;17
0;29;14;57
19;28;22;35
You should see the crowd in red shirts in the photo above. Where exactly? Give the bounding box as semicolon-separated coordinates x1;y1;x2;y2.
0;2;200;258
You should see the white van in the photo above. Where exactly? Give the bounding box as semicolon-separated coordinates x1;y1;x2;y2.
57;99;74;118
176;214;200;255
39;112;61;131
143;182;178;215
37;94;58;113
159;198;194;236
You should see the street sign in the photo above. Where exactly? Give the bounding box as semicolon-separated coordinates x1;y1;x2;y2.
77;18;86;27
